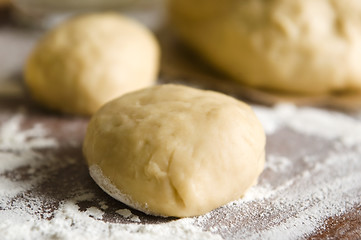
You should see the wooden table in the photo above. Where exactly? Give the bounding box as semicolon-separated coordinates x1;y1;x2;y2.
0;6;360;239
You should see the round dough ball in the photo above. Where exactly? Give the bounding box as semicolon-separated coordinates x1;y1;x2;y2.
25;13;159;115
169;0;361;94
83;84;265;217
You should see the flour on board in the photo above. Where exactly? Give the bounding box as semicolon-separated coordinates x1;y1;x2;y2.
0;111;222;240
1;104;361;239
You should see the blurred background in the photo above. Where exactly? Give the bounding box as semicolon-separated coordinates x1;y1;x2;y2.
1;0;361;109
0;0;166;99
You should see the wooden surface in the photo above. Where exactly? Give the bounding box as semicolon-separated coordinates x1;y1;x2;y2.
0;6;361;239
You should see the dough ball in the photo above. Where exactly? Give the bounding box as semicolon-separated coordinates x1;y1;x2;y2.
169;0;361;94
25;13;159;115
83;84;265;217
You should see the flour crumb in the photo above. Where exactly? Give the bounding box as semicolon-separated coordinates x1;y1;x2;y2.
130;215;141;223
99;201;108;210
86;207;104;220
116;209;132;218
116;209;142;222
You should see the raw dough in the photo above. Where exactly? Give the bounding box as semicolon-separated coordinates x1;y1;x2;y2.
169;0;361;94
83;84;265;217
25;13;159;115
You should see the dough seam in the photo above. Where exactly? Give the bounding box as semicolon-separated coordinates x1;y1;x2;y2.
167;150;186;208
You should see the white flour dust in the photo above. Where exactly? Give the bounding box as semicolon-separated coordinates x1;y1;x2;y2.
0;104;361;239
194;104;361;239
116;208;141;222
254;104;361;147
0;111;222;240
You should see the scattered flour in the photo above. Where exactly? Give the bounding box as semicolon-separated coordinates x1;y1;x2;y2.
86;207;104;220
194;104;361;239
99;201;109;210
0;114;58;174
0;114;57;151
253;104;298;134
0;111;222;240
196;150;361;239
116;208;141;222
1;7;360;239
0;176;32;198
0;200;222;240
116;209;132;218
254;103;361;147
264;155;291;173
1;104;361;239
130;215;141;223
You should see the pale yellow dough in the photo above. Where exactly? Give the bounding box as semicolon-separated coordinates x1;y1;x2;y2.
169;0;361;94
25;13;159;115
83;84;265;217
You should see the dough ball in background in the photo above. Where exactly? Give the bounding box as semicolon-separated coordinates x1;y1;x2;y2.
169;0;361;94
83;84;265;217
25;13;159;115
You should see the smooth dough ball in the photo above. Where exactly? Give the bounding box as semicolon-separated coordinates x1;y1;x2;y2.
83;84;265;217
25;13;159;115
169;0;361;94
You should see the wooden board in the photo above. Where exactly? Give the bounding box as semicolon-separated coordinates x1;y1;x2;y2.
0;7;361;239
